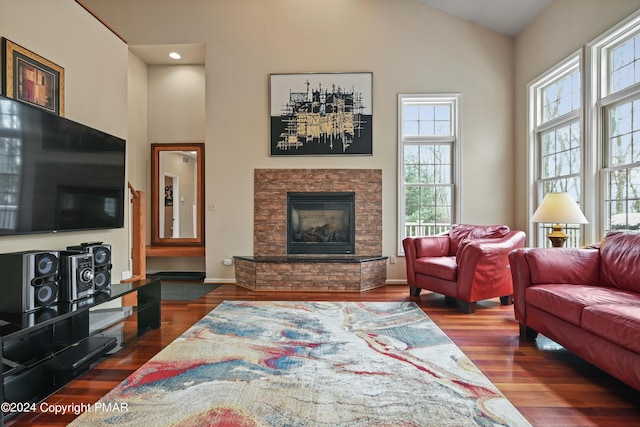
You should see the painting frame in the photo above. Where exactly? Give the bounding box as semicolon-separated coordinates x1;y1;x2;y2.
269;72;373;156
1;38;65;116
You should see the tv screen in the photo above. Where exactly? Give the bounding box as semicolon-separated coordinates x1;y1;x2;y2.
0;95;126;236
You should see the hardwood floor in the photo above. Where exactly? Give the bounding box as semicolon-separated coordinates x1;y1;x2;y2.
5;284;639;426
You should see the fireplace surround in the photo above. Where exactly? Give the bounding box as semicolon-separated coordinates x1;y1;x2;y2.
234;169;387;292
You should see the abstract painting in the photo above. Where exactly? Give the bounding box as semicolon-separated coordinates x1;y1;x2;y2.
270;72;372;156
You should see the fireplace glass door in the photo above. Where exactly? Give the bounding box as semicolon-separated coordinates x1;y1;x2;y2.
287;192;355;254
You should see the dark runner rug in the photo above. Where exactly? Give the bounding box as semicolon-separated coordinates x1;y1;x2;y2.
160;282;220;301
148;271;206;281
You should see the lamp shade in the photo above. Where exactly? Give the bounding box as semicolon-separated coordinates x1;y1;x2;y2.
531;192;588;224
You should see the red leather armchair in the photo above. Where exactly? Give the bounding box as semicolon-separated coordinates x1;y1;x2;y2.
403;224;526;313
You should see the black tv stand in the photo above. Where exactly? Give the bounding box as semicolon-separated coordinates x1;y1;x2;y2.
0;278;161;425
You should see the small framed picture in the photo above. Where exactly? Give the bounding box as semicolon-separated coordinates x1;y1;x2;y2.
2;38;65;116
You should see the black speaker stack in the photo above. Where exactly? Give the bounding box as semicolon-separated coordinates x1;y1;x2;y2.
0;242;113;313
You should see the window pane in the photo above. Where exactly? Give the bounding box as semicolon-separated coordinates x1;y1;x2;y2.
419;105;434;120
435;144;451;164
541;69;580;122
540;121;580;179
403;103;452;137
404;121;418;135
404;186;420;222
419;145;435;164
606;167;640;230
405;105;419;121
418;165;432;184
404;164;419;184
607;101;639;167
610;35;640;93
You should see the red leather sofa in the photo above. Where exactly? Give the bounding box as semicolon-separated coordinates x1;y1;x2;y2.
402;224;526;313
509;231;640;390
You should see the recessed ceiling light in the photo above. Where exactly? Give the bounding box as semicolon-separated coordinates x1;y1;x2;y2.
169;52;181;60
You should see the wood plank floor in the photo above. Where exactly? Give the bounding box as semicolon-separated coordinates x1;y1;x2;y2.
5;284;639;426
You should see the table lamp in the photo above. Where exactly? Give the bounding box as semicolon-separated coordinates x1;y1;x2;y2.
531;192;588;247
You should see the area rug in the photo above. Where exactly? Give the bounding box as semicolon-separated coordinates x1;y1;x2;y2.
69;301;531;426
160;282;221;301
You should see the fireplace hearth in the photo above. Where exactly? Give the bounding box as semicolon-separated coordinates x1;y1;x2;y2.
287;192;355;254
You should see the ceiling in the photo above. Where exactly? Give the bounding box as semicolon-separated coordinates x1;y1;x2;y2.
417;0;553;38
128;43;205;65
87;0;553;65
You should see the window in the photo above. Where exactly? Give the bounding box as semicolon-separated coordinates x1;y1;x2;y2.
0;102;21;231
398;94;460;253
595;18;640;232
529;55;583;247
526;10;640;245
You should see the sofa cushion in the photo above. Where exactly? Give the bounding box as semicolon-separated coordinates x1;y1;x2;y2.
582;303;640;354
599;231;640;293
525;248;600;286
525;284;636;327
414;256;457;282
448;224;510;256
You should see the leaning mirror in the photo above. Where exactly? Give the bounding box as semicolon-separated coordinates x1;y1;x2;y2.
151;143;204;246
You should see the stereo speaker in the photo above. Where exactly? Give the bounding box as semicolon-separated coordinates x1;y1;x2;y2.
67;243;112;292
0;250;60;313
60;251;94;302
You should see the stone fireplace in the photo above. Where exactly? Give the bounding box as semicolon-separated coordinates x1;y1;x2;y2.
234;169;387;291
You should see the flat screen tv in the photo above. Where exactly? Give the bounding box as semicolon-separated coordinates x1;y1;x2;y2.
0;95;126;236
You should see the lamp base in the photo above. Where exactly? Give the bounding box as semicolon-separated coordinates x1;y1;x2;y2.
547;224;568;247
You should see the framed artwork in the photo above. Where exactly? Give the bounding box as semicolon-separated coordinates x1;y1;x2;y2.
270;72;372;156
165;185;174;206
1;38;65;116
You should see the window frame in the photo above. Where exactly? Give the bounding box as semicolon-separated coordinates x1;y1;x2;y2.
397;93;461;255
587;9;640;238
528;52;585;247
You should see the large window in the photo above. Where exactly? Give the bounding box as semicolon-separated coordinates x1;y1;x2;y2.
398;94;460;253
529;55;583;247
596;22;640;232
527;10;640;246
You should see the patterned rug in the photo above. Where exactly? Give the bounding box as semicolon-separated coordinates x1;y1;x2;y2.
70;301;531;426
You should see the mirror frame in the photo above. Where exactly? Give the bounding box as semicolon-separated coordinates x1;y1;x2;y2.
151;143;204;246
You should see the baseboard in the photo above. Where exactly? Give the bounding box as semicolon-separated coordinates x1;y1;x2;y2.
204;278;404;285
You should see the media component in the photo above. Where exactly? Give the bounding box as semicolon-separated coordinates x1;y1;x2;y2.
67;242;112;292
0;250;61;313
60;252;94;302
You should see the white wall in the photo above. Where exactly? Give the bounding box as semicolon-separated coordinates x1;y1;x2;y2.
80;0;515;282
0;0;129;277
513;0;640;242
148;65;205;143
127;52;149;191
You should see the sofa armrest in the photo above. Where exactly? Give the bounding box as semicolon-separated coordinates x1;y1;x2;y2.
508;248;533;322
456;231;526;301
402;236;450;286
402;238;418;286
